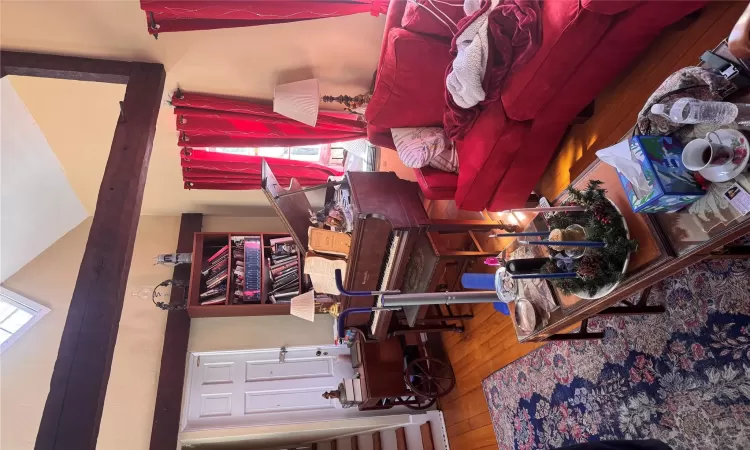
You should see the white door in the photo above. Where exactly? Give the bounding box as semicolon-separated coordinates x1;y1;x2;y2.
185;345;360;430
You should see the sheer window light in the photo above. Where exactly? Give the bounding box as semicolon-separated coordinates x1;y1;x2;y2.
0;287;50;354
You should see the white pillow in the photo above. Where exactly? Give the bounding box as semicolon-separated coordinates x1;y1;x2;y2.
391;127;459;173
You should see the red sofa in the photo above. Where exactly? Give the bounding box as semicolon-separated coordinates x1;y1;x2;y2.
365;0;707;211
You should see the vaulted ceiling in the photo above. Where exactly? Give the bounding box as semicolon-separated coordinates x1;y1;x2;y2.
1;0;385;215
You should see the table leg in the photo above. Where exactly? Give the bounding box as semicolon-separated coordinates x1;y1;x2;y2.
390;325;464;336
546;319;604;341
596;287;664;316
414;314;474;324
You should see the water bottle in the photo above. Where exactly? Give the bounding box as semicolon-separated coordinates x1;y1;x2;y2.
650;98;739;125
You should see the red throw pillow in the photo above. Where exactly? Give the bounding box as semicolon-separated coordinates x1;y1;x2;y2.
366;28;453;129
401;0;466;39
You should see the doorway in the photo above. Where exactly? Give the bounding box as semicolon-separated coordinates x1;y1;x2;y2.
184;345;370;430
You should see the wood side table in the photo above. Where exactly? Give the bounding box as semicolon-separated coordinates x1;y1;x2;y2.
511;38;750;342
512;159;750;343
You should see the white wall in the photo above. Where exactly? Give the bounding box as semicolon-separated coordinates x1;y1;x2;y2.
0;78;87;282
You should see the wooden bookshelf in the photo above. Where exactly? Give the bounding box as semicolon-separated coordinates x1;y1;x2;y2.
187;231;303;318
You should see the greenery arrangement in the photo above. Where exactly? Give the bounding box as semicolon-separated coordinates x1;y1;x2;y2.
542;180;639;296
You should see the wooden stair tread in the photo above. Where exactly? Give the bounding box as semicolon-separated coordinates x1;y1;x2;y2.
395;427;407;450
420;423;435;450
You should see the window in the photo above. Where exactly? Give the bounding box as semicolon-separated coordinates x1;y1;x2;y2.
0;287;50;354
207;144;346;168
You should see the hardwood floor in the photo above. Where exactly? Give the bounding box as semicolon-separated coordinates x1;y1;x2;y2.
436;3;748;449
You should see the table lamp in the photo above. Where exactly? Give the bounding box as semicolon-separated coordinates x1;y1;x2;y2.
273;78;320;127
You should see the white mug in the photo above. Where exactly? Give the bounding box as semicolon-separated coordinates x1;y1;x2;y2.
682;131;734;171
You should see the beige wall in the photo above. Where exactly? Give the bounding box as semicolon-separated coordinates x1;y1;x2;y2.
0;215;181;450
1;1;385;216
0;213;342;449
1;218;90;450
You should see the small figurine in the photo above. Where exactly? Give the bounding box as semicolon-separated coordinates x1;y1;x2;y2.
322;390;341;400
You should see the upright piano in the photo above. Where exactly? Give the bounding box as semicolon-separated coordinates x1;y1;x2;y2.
261;161;505;340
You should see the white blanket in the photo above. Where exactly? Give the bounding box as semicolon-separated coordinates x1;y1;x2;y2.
446;0;500;109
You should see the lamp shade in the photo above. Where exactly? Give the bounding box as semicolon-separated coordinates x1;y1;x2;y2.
273;79;320;127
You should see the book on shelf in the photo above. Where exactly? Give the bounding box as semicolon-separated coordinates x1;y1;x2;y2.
272;280;299;295
243;237;262;302
200;286;226;299
200;295;225;306
274;282;300;293
270;260;298;278
268;241;300;298
271;267;298;284
273;271;298;287
201;254;228;276
274;289;300;299
272;242;297;257
206;245;228;263
308;228;351;258
206;259;229;278
269;295;295;304
205;271;228;289
271;255;297;266
269;236;294;246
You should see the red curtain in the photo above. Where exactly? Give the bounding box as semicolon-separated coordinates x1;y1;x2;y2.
175;91;354;190
181;148;343;190
141;0;389;35
173;91;366;148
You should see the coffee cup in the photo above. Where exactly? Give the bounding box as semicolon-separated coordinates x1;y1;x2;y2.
682;131;734;172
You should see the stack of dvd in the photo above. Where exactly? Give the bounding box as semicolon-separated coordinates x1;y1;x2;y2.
230;236;262;304
199;245;228;305
267;237;300;303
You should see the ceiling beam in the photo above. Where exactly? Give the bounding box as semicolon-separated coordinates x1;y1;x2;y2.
34;61;165;450
149;213;203;450
0;50;133;84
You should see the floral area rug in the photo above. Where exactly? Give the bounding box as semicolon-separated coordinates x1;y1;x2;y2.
482;258;750;450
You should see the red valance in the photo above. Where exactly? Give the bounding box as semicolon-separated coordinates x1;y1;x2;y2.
141;0;389;35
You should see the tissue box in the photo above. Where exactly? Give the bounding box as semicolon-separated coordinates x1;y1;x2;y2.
617;136;704;213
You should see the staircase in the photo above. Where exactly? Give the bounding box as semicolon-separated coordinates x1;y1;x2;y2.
311;411;448;450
